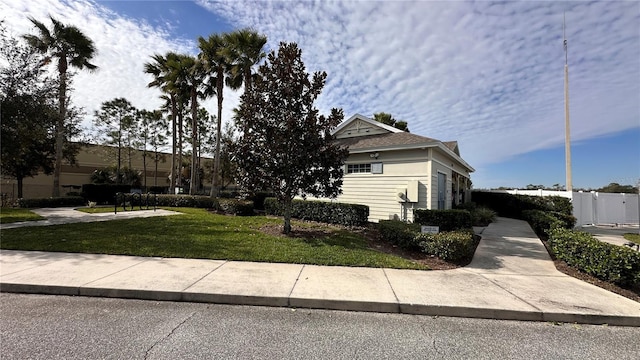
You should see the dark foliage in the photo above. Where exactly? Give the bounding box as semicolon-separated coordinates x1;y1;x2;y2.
264;198;369;226
471;191;573;219
413;209;472;231
377;220;421;249
16;196;86;208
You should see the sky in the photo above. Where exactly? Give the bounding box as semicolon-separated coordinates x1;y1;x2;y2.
1;0;638;190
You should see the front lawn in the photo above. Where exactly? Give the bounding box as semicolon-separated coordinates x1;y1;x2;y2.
0;208;427;269
0;208;45;224
623;233;640;245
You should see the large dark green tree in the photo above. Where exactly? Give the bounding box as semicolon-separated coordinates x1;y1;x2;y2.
233;42;349;234
373;112;409;132
23;16;97;197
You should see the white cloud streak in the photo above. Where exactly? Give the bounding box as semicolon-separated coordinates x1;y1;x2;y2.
199;0;640;169
2;0;638;173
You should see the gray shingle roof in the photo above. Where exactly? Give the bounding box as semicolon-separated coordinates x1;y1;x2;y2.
334;132;440;150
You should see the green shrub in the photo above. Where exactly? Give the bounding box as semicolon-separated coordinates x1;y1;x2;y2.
471;207;496;227
471;192;573;219
147;186;168;194
218;199;254;216
377;220;422;249
417;230;478;262
413;209;472;231
155;195;218;208
522;210;576;239
16;197;86;208
548;228;640;287
264;198;369;226
81;184;132;204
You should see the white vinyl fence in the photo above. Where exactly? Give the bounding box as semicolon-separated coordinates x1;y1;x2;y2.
476;189;639;227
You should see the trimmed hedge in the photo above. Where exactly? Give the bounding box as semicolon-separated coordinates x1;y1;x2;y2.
522;209;576;239
471;191;573;219
82;184;132;204
264;198;369;226
16;196;86;208
548;228;640;287
218;199;254;216
417;230;478;262
377;220;422;249
155;195;218;208
414;209;472;231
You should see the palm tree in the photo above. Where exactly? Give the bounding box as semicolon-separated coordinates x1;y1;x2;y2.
23;16;97;197
144;53;182;193
199;33;239;197
222;28;267;92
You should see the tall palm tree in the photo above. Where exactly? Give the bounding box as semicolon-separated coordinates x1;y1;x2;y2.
23;16;97;197
168;54;204;195
144;52;183;193
222;28;267;92
199;33;239;197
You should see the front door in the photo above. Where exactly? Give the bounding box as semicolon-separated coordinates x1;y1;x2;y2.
437;172;446;210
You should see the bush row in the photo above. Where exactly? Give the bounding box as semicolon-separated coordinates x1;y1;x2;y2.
417;230;478;262
413;209;472;231
264;198;369;226
377;220;477;262
16;196;86;208
471;191;573;219
548;228;640;287
522;210;576;239
218;198;254;216
377;220;422;249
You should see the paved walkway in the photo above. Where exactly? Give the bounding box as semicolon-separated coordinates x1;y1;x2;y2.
0;207;181;229
1;216;639;326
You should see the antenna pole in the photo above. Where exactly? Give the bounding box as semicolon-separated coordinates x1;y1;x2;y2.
564;12;573;192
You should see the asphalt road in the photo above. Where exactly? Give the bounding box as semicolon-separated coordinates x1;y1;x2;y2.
1;293;639;359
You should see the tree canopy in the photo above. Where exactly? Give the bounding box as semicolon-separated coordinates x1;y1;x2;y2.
373;112;409;132
233;42;349;233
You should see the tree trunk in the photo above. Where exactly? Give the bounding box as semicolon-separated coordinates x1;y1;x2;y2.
52;58;68;197
169;95;177;193
211;70;223;198
154;151;159;187
177;103;184;189
17;176;23;199
142;152;147;189
189;89;198;195
283;198;292;234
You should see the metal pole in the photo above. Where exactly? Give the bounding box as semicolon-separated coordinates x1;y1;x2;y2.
564;13;573;192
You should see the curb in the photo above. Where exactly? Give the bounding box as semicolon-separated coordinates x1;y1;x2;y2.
2;283;639;327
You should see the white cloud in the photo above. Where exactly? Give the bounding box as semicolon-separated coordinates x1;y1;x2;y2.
0;0;233;146
2;0;638;171
198;0;640;169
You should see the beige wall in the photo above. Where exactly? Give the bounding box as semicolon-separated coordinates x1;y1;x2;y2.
1;144;173;200
309;146;472;223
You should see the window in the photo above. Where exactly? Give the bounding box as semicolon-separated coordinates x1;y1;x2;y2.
347;163;371;174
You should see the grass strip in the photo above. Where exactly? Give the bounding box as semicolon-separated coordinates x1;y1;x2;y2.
0;208;426;270
0;208;45;224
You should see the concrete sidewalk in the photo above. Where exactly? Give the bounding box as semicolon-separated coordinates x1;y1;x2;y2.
0;207;181;229
1;217;639;326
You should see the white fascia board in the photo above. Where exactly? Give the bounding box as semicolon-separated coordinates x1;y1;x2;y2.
332;113;402;135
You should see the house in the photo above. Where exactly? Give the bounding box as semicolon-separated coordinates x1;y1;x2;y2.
328;114;474;223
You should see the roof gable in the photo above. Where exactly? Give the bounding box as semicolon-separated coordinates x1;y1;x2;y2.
333;114;402;139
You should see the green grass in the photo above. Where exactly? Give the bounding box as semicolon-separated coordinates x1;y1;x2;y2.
0;208;45;224
0;208;426;269
623;233;640;245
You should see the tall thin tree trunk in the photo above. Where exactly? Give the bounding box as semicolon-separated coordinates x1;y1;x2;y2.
154;151;159;187
189;89;198;195
143;152;147;189
117;120;122;185
283;198;292;234
211;72;223;198
170;96;177;193
52;60;68;197
17;176;23;199
178;104;183;189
